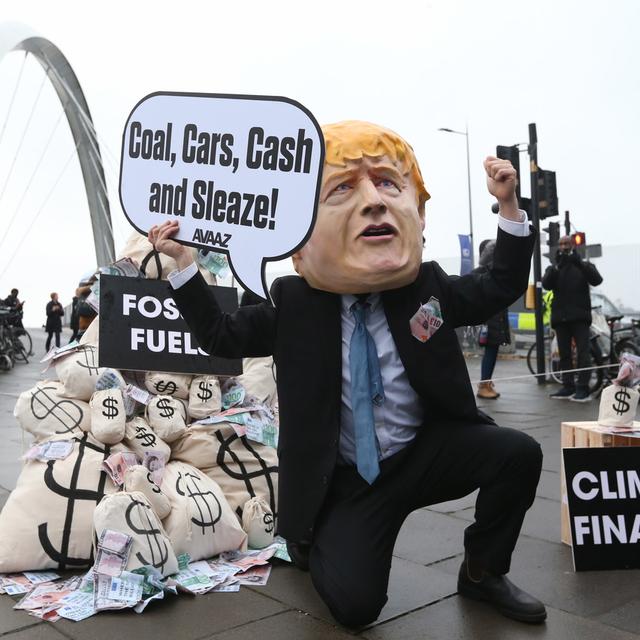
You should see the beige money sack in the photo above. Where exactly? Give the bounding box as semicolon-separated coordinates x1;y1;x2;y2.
146;395;187;443
202;424;278;522
93;491;178;577
161;461;247;561
598;384;640;428
79;316;99;346
123;417;171;461
237;357;277;407
170;422;223;470
14;380;91;441
123;465;171;519
0;434;118;572
90;389;126;445
188;375;222;420
145;371;192;400
118;231;217;285
241;497;275;549
56;345;105;401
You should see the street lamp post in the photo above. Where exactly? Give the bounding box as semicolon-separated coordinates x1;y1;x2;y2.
438;125;474;268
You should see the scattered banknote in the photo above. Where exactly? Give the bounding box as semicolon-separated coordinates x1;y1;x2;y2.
124;384;152;405
235;564;272;586
197;250;230;278
1;574;32;595
14;578;80;613
23;571;61;584
94;530;133;577
244;411;279;448
57;591;96;621
221;381;246;409
143;450;167;486
23;441;74;462
270;536;292;563
219;547;276;571
94;572;143;611
210;579;240;593
102;451;139;486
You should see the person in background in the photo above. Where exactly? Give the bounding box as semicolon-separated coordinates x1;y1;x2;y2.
3;288;25;331
68;293;80;343
3;288;22;310
476;239;511;399
75;276;98;340
45;293;64;351
542;235;603;402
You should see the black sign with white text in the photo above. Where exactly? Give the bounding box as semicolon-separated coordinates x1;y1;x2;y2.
99;274;242;376
563;447;640;571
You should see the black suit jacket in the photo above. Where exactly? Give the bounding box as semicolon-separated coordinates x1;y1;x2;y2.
172;227;535;543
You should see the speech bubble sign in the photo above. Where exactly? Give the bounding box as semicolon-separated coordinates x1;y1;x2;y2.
119;92;324;298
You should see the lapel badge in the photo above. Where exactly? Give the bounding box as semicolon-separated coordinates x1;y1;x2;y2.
410;297;444;343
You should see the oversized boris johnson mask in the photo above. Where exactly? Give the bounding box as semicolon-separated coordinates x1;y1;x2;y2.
292;121;430;293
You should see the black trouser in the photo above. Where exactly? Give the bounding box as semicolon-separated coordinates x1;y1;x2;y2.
45;331;60;350
308;421;542;628
555;321;591;392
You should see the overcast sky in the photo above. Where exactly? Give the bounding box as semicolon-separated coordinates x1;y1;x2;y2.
1;0;639;326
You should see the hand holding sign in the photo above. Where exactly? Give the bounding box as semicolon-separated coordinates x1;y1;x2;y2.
120;93;324;298
148;221;191;270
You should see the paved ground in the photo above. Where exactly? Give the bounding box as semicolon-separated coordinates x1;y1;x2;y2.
0;329;638;639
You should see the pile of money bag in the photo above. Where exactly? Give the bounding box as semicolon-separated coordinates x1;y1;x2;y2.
0;233;279;577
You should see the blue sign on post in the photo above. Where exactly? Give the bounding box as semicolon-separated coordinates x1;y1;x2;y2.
458;234;473;276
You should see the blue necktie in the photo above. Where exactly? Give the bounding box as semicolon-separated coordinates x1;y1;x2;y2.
349;300;385;484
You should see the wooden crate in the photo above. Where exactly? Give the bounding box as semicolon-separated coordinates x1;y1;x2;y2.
560;421;640;545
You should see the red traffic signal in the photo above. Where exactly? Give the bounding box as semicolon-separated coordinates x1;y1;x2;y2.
572;232;586;246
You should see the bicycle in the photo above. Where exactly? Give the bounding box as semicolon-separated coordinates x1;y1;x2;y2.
0;307;31;366
0;309;16;370
591;313;640;389
8;309;33;360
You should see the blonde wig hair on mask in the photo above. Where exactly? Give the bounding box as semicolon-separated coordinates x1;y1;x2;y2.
321;120;430;208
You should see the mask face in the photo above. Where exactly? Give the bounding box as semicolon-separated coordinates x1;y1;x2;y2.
292;155;425;293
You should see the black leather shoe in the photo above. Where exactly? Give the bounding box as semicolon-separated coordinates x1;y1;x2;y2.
457;560;546;623
286;541;310;572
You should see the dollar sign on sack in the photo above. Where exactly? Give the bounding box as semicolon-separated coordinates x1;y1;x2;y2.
154;380;177;395
38;435;111;570
156;398;175;419
135;425;156;447
197;380;213;402
124;496;169;571
215;430;278;520
76;346;100;376
613;388;631;416
30;385;84;434
101;397;119;419
263;512;274;534
146;471;161;494
176;470;222;534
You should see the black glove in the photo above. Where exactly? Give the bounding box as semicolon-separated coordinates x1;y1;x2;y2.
569;250;582;265
556;250;567;267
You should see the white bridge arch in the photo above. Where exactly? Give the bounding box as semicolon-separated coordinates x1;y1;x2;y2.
0;21;115;266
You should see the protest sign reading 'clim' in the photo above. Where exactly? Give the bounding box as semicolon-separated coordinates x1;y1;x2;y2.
563;447;640;571
119;92;324;299
98;275;241;376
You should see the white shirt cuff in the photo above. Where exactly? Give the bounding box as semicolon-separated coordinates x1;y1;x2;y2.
168;261;198;289
498;210;530;237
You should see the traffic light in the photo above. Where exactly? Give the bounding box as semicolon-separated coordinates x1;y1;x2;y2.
537;169;558;219
545;222;560;248
572;232;586;247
